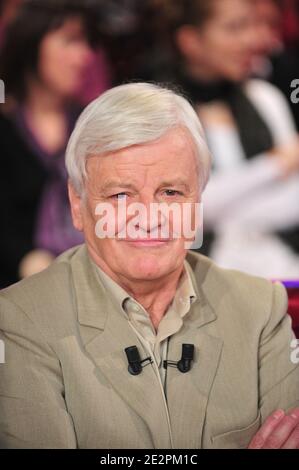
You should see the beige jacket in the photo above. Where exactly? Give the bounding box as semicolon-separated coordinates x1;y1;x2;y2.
0;245;298;449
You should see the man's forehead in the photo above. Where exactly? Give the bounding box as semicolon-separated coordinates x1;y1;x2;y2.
88;127;196;162
85;127;198;187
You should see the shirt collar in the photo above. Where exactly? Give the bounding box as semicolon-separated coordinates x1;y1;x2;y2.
93;259;198;317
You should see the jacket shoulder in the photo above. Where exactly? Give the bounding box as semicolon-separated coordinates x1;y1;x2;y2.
187;250;288;328
0;245;85;337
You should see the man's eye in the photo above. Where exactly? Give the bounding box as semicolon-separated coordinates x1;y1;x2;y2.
110;193;128;200
164;190;182;196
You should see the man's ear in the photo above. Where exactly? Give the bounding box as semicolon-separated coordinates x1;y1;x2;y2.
175;25;203;62
68;181;84;232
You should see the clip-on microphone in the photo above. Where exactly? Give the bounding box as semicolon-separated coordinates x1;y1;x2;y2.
125;346;153;375
163;343;194;373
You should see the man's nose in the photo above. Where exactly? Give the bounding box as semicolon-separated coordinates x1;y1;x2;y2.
133;193;160;233
137;191;157;208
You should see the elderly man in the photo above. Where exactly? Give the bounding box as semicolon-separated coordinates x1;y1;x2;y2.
0;83;298;449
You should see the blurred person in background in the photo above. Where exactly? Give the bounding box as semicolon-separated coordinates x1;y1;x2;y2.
149;0;299;279
252;0;299;130
0;0;99;288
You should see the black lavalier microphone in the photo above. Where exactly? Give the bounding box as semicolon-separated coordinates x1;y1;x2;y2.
125;346;153;375
163;343;195;373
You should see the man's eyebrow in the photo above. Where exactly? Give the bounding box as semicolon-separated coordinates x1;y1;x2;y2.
159;179;191;190
100;181;137;192
100;179;191;192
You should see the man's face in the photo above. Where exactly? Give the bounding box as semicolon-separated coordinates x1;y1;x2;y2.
69;127;200;285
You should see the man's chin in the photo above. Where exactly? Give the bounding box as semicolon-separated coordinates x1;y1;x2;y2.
125;255;180;282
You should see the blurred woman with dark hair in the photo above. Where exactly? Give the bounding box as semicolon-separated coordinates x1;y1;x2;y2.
150;0;299;279
0;0;98;287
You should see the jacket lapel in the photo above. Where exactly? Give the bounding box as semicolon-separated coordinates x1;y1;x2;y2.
165;252;223;449
165;302;223;449
70;246;172;449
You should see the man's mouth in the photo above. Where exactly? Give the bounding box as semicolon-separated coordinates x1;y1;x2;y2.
122;239;173;247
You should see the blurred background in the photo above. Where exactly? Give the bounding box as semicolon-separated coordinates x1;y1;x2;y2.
0;0;298;335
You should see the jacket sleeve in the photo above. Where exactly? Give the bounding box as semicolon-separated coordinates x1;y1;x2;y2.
258;282;299;422
0;295;77;448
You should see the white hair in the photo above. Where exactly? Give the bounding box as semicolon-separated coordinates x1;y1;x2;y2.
65;82;211;195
